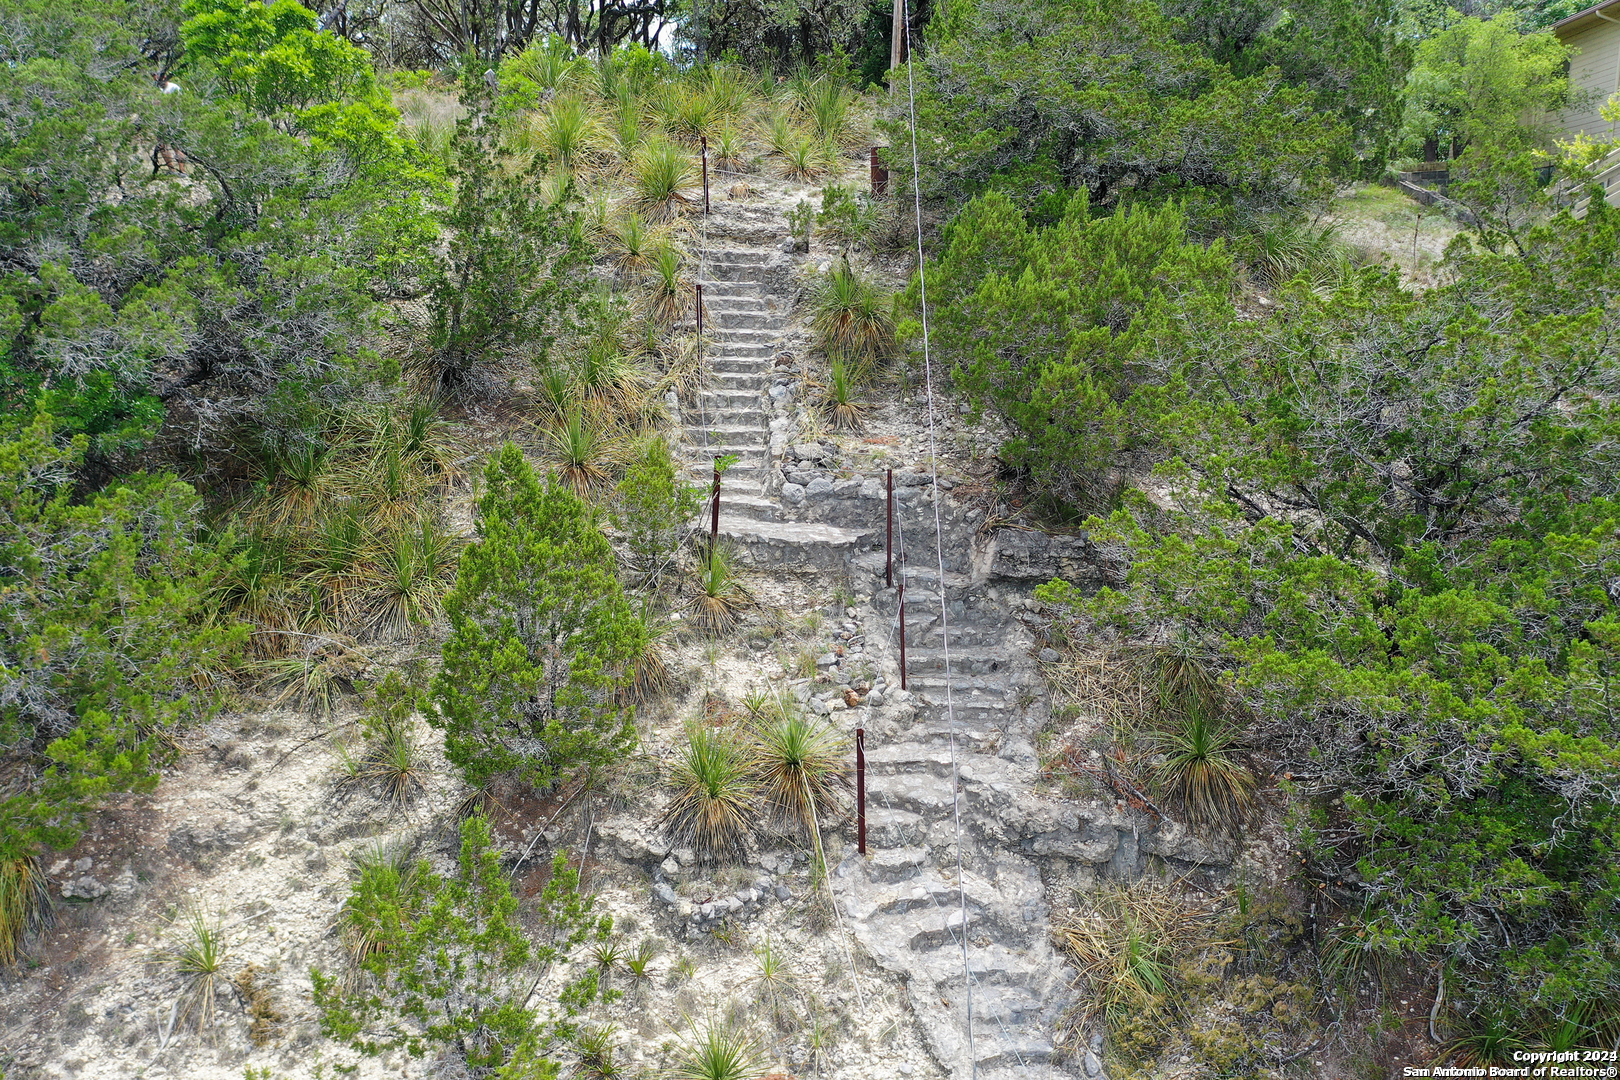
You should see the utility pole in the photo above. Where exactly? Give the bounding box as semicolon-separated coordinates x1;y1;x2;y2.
890;0;907;75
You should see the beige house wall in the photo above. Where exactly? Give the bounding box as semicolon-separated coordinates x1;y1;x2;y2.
1559;18;1620;139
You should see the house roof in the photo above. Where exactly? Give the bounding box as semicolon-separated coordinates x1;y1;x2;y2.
1554;0;1620;37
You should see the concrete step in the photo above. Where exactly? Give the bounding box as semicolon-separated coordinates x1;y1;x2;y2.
710;327;778;344
903;648;1022;676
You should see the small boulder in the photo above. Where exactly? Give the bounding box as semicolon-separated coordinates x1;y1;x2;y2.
781;482;806;505
1039;647;1061;663
61;876;107;901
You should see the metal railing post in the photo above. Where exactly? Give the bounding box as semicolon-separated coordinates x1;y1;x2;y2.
856;727;867;855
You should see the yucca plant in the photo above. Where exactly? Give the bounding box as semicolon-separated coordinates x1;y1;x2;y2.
576;1023;622;1079
765;105;799;157
1249;219;1357;291
646;240;691;327
0;853;50;966
1147;697;1257;836
711;121;749;173
572;339;651;418
802;76;855;147
821;356;869;433
687;542;752;635
672;1018;766;1080
657;333;709;406
254;441;335;530
622;608;676;703
660;724;756;861
544;409;622;499
361;512;460;640
659;82;719;143
631;136;696;221
609;211;659;279
811;260;896;363
703;62;756;121
535;96;606;171
780;134;835;181
625;937;658;980
1056;878;1200;1029
752;710;851;838
258;641;365;717
610;94;646;167
358;718;427;806
160;906;230;1032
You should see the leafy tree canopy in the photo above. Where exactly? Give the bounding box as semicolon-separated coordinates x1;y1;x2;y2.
898;0;1345;216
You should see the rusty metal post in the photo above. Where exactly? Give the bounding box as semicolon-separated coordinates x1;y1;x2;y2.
870;147;889;197
695;281;703;339
856;727;867;854
710;460;720;546
897;579;907;690
701;134;710;214
886;468;894;588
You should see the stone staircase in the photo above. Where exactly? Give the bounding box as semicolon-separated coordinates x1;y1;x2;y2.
678;208;870;565
687;245;777;491
675;201;1097;1078
835;574;1081;1080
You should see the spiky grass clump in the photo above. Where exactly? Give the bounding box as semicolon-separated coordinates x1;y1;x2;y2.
821;356;869;433
686;542;752;636
1056;878;1204;1032
646;240;690;328
660;724;756;861
356;719;427;807
252;441;335;531
657;333;709;405
711;121;749;172
573;336;653;419
659;82;720;144
811;260;896;364
544;410;623;499
671;1017;766;1080
1147;699;1256;836
622;609;676;703
765;105;800;157
160;906;230;1032
0;854;50;966
575;1022;623;1079
631;136;696;221
779;134;836;181
361;512;460;640
1248;219;1357;292
752;709;851;837
532;95;606;171
609;212;660;279
800;75;856;147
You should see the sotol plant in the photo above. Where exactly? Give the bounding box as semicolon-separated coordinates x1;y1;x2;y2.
659;724;756;861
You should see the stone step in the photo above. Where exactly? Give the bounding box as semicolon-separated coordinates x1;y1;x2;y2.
903;647;1022;676
687;405;766;427
713;355;773;373
864;806;926;848
706;249;772;265
710;327;778;344
683;425;766;446
696;278;762;294
697;388;764;407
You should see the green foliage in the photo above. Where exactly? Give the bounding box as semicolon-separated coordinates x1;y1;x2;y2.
313;815;611;1072
181;0;377;115
160;906;231;1031
919;188;1232;511
1398;13;1571;158
810;261;895;365
902;0;1343;211
614;436;702;589
431;70;589;389
431;444;645;789
670;1018;766;1080
686;543;752;636
750;708;850;857
0;418;242;935
1037;204;1620;1025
